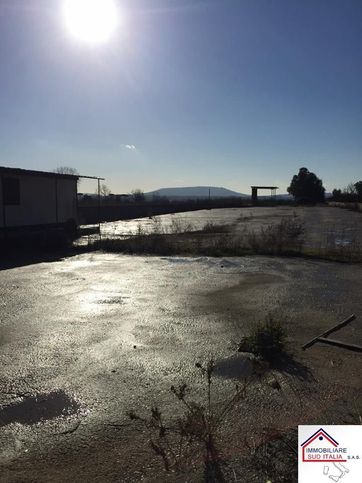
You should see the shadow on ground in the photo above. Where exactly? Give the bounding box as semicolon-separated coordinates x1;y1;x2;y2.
214;353;315;382
0;391;81;427
273;354;315;382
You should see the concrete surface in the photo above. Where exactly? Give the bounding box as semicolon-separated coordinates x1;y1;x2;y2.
1;206;362;481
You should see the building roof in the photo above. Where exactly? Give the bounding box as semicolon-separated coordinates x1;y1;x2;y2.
0;166;78;180
0;166;103;180
251;186;279;189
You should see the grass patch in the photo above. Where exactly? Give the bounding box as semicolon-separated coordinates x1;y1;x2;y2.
99;233;184;255
315;226;362;262
199;222;229;234
329;201;362;213
238;316;288;364
82;214;362;262
244;216;304;255
94;216;305;258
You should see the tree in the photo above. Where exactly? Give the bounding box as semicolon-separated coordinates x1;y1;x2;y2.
131;189;145;203
331;182;360;202
345;182;357;196
354;181;362;201
332;189;342;201
54;166;79;176
54;166;80;185
287;167;325;203
94;183;111;197
99;183;111;197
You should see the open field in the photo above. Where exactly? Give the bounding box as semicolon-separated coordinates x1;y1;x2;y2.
86;205;362;261
98;205;362;248
1;206;362;482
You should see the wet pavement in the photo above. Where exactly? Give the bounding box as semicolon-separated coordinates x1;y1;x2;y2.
1;207;362;481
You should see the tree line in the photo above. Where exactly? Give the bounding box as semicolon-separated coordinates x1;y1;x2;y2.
331;182;362;202
287;167;362;204
55;165;361;205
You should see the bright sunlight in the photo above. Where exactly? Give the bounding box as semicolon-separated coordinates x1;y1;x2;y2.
63;0;120;44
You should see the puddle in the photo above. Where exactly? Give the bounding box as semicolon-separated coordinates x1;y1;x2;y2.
161;257;209;264
214;354;255;379
97;296;127;305
0;390;82;427
161;257;244;268
335;239;351;247
219;259;242;268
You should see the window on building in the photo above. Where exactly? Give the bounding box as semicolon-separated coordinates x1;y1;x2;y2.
2;177;20;205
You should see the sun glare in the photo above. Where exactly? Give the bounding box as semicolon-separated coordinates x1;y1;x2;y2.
63;0;120;44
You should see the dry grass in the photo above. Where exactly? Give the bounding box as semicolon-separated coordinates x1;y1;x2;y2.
84;215;362;262
127;361;249;482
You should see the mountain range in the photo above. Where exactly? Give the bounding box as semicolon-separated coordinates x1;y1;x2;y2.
145;186;248;200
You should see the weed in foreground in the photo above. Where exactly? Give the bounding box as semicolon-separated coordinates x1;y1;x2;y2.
127;361;248;482
246;428;298;483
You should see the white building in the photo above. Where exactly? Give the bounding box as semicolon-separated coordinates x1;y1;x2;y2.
0;167;78;236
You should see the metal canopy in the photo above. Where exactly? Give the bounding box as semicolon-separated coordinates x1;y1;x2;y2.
251;185;279;204
78;175;105;180
251;186;279;189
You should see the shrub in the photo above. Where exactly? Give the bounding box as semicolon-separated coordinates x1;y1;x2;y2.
244;216;304;255
200;222;229;234
169;217;194;234
100;233;179;255
238;316;287;363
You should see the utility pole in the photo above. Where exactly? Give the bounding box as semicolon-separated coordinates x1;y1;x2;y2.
98;178;102;243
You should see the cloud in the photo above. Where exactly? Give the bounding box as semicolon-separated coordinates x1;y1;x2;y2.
121;144;136;151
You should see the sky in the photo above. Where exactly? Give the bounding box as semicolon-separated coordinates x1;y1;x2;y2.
0;0;361;195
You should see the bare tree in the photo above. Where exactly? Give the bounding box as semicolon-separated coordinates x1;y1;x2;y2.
54;166;79;176
131;188;145;203
99;183;111;197
345;182;357;195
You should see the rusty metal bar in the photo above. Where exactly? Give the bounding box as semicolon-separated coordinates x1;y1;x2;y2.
302;314;356;350
316;337;362;353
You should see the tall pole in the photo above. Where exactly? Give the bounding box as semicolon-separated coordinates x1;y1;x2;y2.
55;178;59;223
98;178;101;242
1;175;7;240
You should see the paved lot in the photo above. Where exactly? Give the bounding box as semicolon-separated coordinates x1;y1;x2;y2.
1;206;362;481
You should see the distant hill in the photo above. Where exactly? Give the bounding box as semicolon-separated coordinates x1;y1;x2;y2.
145;186;248;200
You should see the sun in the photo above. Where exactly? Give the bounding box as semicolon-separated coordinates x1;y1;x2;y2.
63;0;120;44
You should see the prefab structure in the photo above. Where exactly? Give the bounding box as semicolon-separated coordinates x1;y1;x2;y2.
251;185;278;204
0;166;78;237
